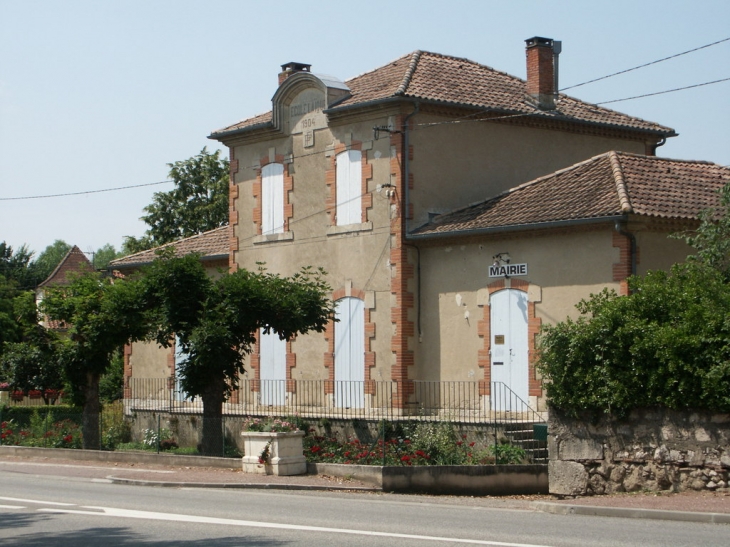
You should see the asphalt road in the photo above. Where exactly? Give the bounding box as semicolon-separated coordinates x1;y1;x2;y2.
1;471;728;546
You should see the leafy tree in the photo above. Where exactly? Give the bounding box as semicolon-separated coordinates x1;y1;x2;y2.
0;242;41;289
678;181;730;280
537;262;730;417
141;254;334;455
1;340;65;405
93;244;121;270
99;350;125;403
42;273;148;449
123;148;229;253
34;240;72;282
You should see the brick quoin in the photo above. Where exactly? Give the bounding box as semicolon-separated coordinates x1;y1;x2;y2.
229;148;240;272
389;115;416;407
123;344;133;399
477;278;542;398
612;231;639;296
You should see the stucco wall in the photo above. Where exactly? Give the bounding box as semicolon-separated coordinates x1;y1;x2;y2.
416;229;620;383
129;341;170;379
549;407;730;496
409;114;647;227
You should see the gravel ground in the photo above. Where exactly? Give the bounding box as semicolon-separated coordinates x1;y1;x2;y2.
2;454;730;514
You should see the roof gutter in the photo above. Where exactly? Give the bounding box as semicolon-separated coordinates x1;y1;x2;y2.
406;214;628;242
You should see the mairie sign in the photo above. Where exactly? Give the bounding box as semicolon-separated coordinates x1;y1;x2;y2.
488;263;528;278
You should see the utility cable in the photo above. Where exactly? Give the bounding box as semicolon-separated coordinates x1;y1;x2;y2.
0;180;173;201
595;77;730;105
560;36;730;92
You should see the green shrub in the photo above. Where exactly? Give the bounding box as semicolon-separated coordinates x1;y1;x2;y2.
537;262;730;417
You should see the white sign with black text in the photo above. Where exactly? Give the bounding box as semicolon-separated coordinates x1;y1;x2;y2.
488;263;528;278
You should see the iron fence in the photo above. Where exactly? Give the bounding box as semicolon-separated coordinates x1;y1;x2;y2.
125;378;546;425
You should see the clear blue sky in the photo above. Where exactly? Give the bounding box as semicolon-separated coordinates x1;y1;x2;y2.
1;0;728;258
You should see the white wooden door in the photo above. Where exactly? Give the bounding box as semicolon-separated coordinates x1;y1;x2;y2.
334;297;365;408
490;289;528;410
259;328;286;406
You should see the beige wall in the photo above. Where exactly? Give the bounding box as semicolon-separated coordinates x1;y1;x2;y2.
409;113;646;227
415;229;620;382
129;341;170;378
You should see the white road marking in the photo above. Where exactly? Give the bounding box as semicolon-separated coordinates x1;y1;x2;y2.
0;461;174;473
0;504;25;509
0;496;75;506
39;506;553;547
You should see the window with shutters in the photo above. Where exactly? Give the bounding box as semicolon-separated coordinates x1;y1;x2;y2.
335;150;362;226
261;163;284;235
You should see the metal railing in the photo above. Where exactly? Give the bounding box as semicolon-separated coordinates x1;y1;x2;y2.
125;378;546;425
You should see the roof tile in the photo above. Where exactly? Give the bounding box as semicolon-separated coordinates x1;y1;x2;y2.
412;153;730;236
110;226;231;268
211;51;673;137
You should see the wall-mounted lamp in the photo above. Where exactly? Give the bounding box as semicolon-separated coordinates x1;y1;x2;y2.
492;252;511;266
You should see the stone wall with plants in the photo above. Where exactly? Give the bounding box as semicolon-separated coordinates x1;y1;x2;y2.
548;407;730;496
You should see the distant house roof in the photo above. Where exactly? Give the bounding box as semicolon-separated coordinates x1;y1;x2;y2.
210;51;674;139
109;226;231;269
37;246;93;288
411;152;730;238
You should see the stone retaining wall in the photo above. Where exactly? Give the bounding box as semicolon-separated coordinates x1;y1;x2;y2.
549;408;730;496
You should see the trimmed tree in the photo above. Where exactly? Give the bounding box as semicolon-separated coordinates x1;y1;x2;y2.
42;273;148;449
141;254;334;456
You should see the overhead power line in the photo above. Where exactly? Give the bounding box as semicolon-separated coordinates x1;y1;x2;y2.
560;36;730;92
0;180;173;201
595;77;730;105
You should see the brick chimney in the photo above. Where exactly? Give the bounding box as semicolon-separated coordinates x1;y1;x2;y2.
278;62;312;86
525;37;561;110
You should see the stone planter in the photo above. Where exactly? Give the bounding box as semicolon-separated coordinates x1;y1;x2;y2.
241;430;306;476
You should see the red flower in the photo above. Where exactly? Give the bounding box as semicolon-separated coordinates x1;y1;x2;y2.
403;439;411;444
344;451;351;457
456;441;463;446
63;435;73;443
310;445;322;453
469;442;475;447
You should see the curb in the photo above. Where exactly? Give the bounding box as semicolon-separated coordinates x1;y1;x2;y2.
106;476;381;492
532;501;730;525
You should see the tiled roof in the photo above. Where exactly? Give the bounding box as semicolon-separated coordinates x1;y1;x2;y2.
412;152;730;237
38;246;93;287
211;51;674;137
110;226;231;268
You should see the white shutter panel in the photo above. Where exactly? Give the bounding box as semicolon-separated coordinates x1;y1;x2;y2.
262;163;284;234
336;151;362;226
260;328;286;405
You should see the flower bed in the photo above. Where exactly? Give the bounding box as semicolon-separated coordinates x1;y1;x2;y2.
302;421;526;466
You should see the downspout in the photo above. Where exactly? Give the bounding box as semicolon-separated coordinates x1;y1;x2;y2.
648;136;667;156
614;220;637;294
402;103;422;338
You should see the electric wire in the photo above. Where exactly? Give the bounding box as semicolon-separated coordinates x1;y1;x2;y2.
595;77;730;105
0;180;173;201
560;36;730;92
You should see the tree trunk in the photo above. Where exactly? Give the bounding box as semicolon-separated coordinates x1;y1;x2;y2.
82;372;101;450
200;378;225;456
